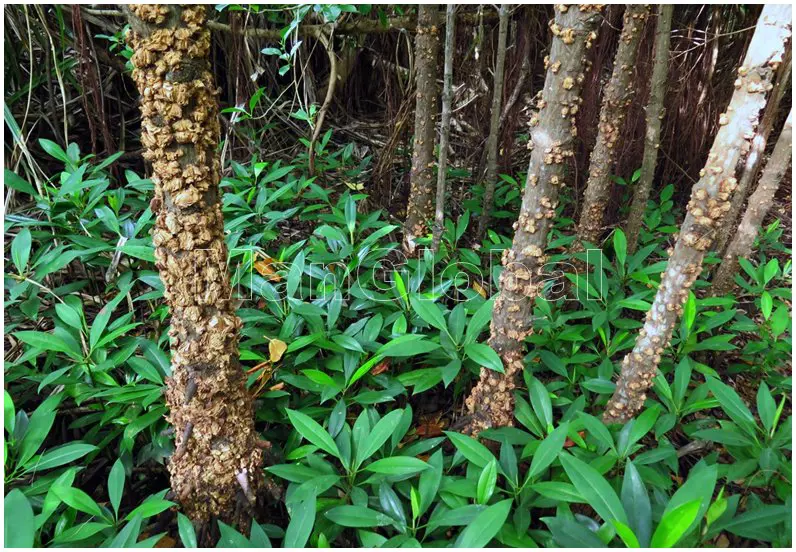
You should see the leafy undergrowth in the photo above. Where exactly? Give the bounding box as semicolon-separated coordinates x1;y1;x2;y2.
3;138;792;547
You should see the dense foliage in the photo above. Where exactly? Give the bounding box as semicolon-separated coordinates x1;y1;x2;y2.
3;3;793;549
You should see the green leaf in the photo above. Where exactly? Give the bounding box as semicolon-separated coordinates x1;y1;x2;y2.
529;377;553;430
25;442;96;472
612;520;640;548
110;515;143;548
4;390;15;434
613;228;627;268
464;343;504;373
465;297;495;344
650;499;701;547
284;496;316;548
325;506;393;528
409;295;447;332
706;378;756;436
757;382;776;434
174;513;197;548
543;515;606;548
559;452;628;525
11;228;31;273
53;486;105;519
4;489;34;548
528;423;568;480
286;408;340;459
444;431;495;468
455;499;512;548
108;458;125;517
718;505;790;540
621;460;651;547
51;522;111;544
217;521;250;547
760;291;773;319
476;459;497;504
356;409;404;467
55;302;84;330
364;456;429;476
418;450;442;517
14;330;80;358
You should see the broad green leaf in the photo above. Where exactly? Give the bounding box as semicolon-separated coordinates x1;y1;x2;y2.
364;456;429;476
528;423;568;480
465;297;495;344
4;489;34;548
543;516;606;548
706;378;756;436
650;499;701;547
53;486;105;519
284;496;316;548
357;409;404;466
409;295;447;332
476;459;497;504
325;506;393;527
109;458;125;517
464;343;504;373
612;520;640;548
24;442;96;472
622;460;651;547
444;431;495;468
529;377;553;430
11;228;31;273
286;408;340;459
559;452;628;525
177;513;197;548
455;499;512;548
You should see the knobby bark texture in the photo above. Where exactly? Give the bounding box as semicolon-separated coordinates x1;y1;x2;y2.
476;4;510;240
124;5;262;527
604;5;791;424
464;5;603;434
431;5;455;253
712;110;792;295
625;5;673;254
403;5;440;255
575;4;650;248
714;53;791;254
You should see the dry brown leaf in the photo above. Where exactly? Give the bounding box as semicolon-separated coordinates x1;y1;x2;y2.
473;280;487;298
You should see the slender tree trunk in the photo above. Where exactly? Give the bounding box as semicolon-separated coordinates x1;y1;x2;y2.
464;5;603;434
712;110;792;295
403;5;440;255
625;5;673;254
714;53;791;254
575;5;650;249
476;4;510;240
432;5;456;253
604;5;791;424
124;5;262;529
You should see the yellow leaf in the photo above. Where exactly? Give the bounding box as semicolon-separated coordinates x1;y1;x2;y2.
473;280;487;298
269;339;287;363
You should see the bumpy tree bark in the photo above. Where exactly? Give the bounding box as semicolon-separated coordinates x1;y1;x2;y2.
403;5;440;255
464;5;603;434
625;5;673;254
714;53;791;254
476;4;510;240
604;5;791;424
712;110;792;295
575;5;650;248
431;5;455;253
125;5;262;527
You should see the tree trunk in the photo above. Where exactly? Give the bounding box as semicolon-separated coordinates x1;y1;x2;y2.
464;5;603;434
712;110;792;295
575;5;650;249
432;5;456;253
713;53;791;254
603;5;791;424
476;4;510;240
403;5;440;255
625;5;673;254
124;5;262;529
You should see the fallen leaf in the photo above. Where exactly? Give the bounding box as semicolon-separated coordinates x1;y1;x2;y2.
371;359;390;376
155;536;176;548
269;382;285;391
473;280;487;298
415;413;446;438
269;339;287;363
